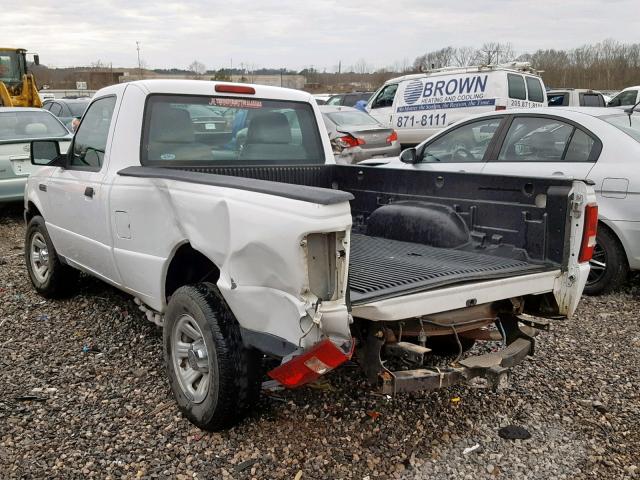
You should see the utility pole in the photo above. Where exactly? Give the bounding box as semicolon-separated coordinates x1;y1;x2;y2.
338;60;341;75
280;68;283;87
136;41;142;79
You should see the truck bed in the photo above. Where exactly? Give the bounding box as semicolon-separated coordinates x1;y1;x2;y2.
119;164;573;305
349;234;548;304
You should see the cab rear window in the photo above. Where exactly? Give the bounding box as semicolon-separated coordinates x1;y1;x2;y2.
141;94;324;165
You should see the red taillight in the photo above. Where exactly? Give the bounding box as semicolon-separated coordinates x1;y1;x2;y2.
386;130;398;143
495;105;506;111
267;338;353;388
579;203;598;263
214;84;255;94
336;135;365;148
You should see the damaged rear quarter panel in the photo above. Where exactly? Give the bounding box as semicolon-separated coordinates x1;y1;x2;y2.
109;175;353;347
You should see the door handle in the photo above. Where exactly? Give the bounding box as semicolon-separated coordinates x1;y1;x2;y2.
84;186;95;198
552;171;565;176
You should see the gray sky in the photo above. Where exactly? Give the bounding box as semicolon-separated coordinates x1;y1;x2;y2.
2;0;638;71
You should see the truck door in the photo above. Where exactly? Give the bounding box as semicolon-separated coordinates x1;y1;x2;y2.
45;95;121;283
481;115;598;180
367;83;398;127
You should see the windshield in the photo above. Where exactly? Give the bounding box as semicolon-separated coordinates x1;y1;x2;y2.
68;102;89;117
0;51;23;85
0;111;69;141
603;113;640;142
142;94;324;165
326;110;379;127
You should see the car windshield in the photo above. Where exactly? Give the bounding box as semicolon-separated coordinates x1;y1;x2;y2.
142;94;324;165
602;113;640;142
67;102;89;117
326;111;379;127
0;111;69;140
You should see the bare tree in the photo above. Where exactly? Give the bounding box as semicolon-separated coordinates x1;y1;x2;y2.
453;47;477;67
477;42;515;65
353;58;371;75
413;47;456;71
188;60;207;76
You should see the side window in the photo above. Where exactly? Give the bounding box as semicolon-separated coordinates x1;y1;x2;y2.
371;84;398;109
70;96;116;170
508;74;526;100
547;93;568;106
608;90;638;107
525;77;544;103
564;129;596;161
580;93;605;107
48;102;63;116
497;117;596;162
42;102;52;111
327;96;343;106
421;118;502;163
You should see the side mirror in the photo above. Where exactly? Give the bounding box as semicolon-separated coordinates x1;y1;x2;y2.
31;140;64;167
33;54;40;66
399;147;418;164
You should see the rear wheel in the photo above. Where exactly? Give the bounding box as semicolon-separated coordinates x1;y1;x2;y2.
583;226;628;296
164;283;261;431
25;216;78;298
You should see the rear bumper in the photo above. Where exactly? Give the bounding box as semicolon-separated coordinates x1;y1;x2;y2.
379;337;532;394
0;177;27;203
335;143;401;164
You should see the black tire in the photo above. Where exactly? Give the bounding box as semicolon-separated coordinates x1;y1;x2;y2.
583;225;629;296
25;216;78;298
426;334;476;356
164;283;261;431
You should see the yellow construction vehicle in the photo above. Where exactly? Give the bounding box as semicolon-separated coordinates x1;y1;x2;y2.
0;48;42;107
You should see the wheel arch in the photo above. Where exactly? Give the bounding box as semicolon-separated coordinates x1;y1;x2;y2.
597;218;631;268
163;242;221;304
25;200;43;224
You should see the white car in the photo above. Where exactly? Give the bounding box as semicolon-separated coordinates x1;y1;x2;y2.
388;106;640;295
366;63;546;146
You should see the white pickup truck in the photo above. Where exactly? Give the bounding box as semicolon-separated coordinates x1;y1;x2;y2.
24;80;597;431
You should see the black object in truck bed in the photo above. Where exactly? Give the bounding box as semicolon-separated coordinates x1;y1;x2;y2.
348;234;549;304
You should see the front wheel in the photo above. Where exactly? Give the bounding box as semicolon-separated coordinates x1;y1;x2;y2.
164;284;261;431
25;216;78;298
583;226;628;296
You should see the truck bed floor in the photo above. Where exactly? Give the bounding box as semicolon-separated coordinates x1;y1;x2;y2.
349;234;550;304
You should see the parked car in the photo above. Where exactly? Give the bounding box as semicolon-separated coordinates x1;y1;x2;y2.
390;106;640;295
366;63;547;146
0;107;71;202
326;91;373;107
607;86;639;107
25;80;593;430
313;94;332;105
319;105;400;164
42;98;91;131
547;89;606;107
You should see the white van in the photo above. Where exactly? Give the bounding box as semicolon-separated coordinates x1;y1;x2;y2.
367;63;547;145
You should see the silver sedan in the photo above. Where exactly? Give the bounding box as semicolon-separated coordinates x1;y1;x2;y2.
319;106;400;164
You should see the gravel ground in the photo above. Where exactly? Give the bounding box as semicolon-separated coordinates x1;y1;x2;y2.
1;203;639;480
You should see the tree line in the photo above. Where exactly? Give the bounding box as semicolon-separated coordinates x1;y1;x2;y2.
412;40;640;90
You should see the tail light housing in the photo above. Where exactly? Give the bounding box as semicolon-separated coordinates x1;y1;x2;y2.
579;203;598;263
215;84;255;94
267;338;353;388
386;130;398;143
334;135;365;149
